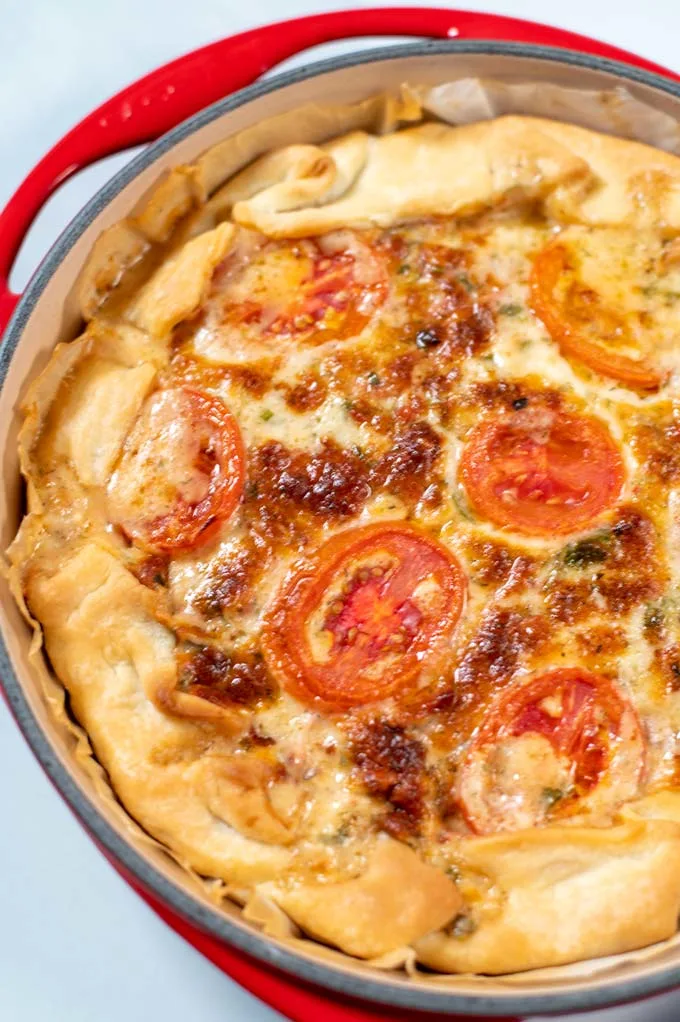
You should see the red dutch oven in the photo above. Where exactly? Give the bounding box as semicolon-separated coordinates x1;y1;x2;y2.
1;10;680;1022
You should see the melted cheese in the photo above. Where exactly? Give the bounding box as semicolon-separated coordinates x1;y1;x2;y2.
22;203;680;866
151;213;680;819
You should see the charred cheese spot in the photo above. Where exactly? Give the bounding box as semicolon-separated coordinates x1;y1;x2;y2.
390;240;494;359
282;373;328;412
382;351;421;395
464;538;535;591
170;351;279;398
456;608;551;689
240;423;447;560
633;416;680;485
192;540;261;617
576;624;628;659
177;645;277;709
345;396;393;434
371;421;443;502
543;507;662;624
226;363;277;398
654;644;680;693
466;379;562;417
347;719;427;839
244;440;371;550
133;552;170;590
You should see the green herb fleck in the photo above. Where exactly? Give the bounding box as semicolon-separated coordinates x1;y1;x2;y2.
319;818;353;845
457;272;475;293
343;399;354;413
450;914;477;939
260;408;273;422
452;490;475;523
644;602;665;630
563;531;611;568
499;303;524;317
153;573;166;587
398;263;411;274
367;371;381;387
542;787;565;810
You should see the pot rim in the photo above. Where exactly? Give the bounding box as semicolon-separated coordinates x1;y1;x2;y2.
2;39;680;1016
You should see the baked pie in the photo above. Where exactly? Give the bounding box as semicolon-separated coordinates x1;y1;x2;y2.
11;110;680;974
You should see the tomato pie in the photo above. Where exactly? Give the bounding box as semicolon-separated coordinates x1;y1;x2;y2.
11;112;680;975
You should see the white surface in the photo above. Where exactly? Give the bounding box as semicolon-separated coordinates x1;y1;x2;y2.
2;2;680;1020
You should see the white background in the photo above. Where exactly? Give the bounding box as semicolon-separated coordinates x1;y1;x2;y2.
2;1;680;1020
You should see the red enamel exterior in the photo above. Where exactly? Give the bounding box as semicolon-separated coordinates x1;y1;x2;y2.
132;870;502;1022
1;9;678;1021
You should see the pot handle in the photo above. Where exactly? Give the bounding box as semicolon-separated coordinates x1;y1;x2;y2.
0;7;675;336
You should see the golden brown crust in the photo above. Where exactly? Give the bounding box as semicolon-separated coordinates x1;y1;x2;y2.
128;222;236;336
268;837;462;959
22;542;293;884
229;118;592;237
537;118;680;229
226;115;680;239
415;815;680;973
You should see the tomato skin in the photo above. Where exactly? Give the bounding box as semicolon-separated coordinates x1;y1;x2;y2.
263;522;466;709
219;235;387;348
269;246;385;343
459;668;645;835
109;388;245;553
458;407;624;537
530;243;663;391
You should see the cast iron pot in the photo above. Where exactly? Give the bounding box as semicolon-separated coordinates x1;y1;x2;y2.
1;10;679;1021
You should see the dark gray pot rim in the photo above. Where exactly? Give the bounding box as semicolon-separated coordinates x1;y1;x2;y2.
2;39;680;1017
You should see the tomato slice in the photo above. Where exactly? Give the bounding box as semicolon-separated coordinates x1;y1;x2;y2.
530;241;663;391
108;388;245;551
458;406;624;536
459;668;645;834
263;522;466;709
206;231;386;353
